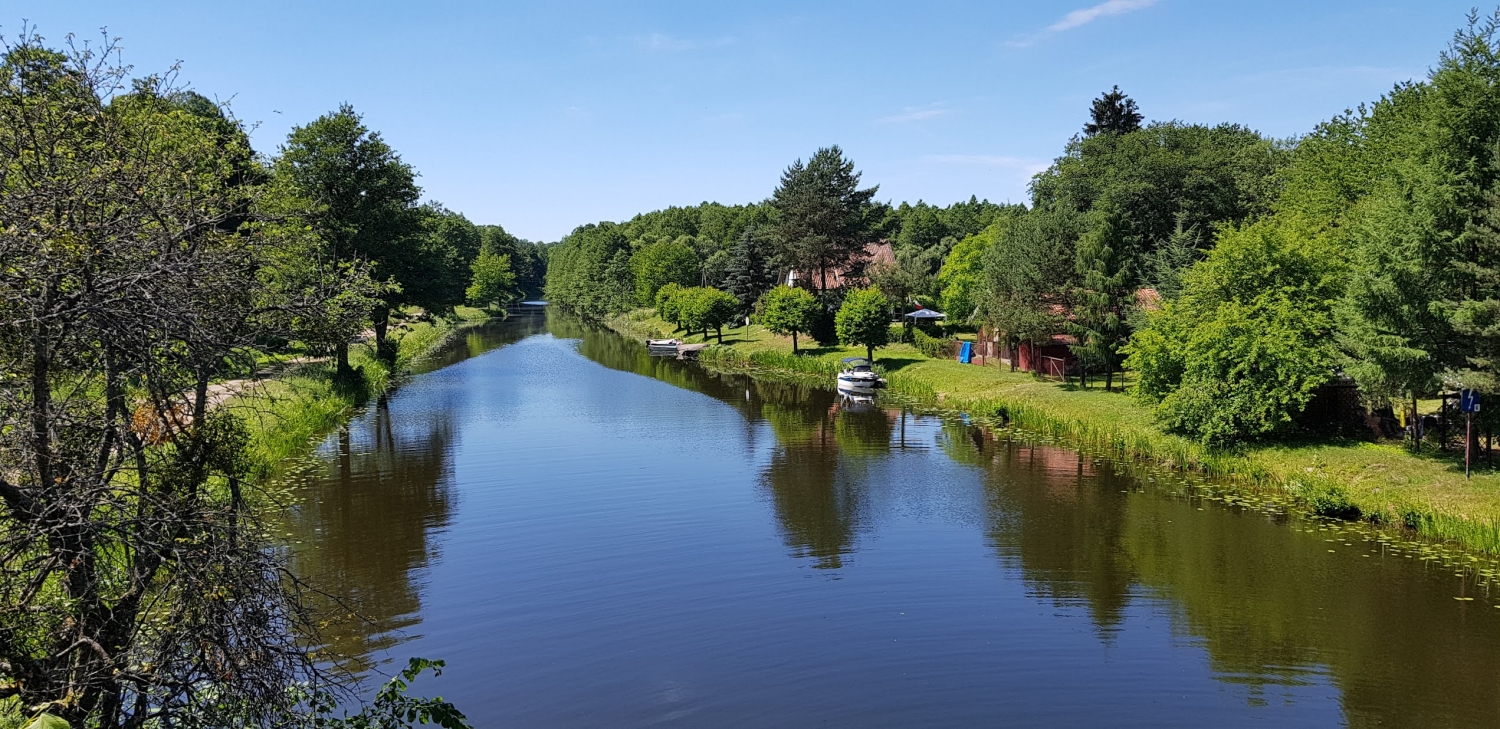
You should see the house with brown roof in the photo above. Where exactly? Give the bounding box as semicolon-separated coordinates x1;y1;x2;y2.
785;241;894;291
972;287;1160;376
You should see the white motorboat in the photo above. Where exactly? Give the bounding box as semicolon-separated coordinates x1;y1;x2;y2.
647;338;681;356
836;357;885;393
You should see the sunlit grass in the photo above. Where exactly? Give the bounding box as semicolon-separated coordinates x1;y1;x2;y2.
611;307;1500;554
229;312;485;480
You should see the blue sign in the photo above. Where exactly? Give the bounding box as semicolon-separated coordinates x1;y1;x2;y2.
1462;389;1482;413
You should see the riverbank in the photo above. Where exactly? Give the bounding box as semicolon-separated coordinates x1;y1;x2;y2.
228;307;493;481
609;308;1500;554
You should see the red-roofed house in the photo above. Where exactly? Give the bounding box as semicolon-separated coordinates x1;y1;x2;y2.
785;241;894;291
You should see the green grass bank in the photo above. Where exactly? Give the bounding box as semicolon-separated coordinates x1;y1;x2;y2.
227;307;492;481
610;308;1500;555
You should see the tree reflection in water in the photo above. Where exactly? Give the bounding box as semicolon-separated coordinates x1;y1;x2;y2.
282;310;1500;725
946;427;1500;724
285;397;457;673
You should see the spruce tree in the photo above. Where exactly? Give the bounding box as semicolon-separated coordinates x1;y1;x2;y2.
722;225;777;316
1083;85;1143;137
1067;213;1135;390
1446;165;1500;392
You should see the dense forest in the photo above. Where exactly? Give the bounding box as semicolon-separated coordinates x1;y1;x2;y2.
548;12;1500;450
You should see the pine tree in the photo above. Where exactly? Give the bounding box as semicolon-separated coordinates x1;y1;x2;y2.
1083;85;1143;137
722;225;777;316
768;146;880;292
1445;164;1500;392
1068;213;1136;390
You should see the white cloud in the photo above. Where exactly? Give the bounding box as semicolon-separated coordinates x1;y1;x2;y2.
636;33;734;52
1007;0;1156;47
1049;0;1156;32
878;107;952;123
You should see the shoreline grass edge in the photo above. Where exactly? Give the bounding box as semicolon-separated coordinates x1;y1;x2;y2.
605;309;1500;555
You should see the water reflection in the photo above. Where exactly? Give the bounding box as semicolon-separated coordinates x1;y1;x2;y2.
288;309;545;671
286;398;456;670
761;393;863;569
287;310;1500;725
980;438;1137;630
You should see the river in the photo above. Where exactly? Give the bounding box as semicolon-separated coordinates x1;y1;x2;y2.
280;306;1500;727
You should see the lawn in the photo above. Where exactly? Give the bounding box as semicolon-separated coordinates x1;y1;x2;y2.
613;308;1500;553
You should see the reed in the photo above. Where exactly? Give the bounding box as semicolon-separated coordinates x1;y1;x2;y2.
696;345;845;379
230;313;483;481
609;306;1500;555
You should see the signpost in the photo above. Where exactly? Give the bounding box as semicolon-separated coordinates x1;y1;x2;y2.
1462;389;1482;479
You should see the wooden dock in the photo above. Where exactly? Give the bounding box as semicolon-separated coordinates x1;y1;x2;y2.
677;343;709;360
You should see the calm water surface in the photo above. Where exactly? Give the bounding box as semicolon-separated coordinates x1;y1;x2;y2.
284;308;1500;727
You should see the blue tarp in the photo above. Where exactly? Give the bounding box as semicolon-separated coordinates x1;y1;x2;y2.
958;341;973;364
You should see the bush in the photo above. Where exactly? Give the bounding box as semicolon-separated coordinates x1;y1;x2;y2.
1289;478;1361;520
1123;220;1342;448
911;328;957;359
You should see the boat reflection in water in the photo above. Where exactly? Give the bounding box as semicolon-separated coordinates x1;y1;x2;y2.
281;308;1500;727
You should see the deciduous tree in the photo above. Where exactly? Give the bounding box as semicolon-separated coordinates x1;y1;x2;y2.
0;34;366;725
466;248;518;310
631;236;700;305
275;104;422;375
757;286;819;353
835;287;892;361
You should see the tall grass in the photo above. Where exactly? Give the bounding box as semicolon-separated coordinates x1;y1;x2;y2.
696;345;845;379
610;306;1500;554
230;313;486;481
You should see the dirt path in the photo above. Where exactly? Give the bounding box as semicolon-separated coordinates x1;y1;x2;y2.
206;356;325;410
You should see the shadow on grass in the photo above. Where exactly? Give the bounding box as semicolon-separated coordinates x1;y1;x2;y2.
1244;431;1500;477
872;357;923;372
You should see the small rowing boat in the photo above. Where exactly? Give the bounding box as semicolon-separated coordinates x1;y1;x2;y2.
647;339;681;356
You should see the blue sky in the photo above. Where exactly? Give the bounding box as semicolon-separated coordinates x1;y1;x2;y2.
12;1;1484;241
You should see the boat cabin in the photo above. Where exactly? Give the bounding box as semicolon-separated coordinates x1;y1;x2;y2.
841;357;873;373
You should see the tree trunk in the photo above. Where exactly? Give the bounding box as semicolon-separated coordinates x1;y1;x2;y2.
716;326;723;343
1106;369;1114;393
792;331;799;354
336;341;352;380
1412;391;1420;452
373;304;394;362
866;344;873;362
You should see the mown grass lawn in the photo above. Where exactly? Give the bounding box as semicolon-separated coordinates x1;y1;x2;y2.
615;308;1500;553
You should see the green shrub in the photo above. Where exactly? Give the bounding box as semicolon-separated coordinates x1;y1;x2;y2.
911;328;957;359
1289;477;1361;520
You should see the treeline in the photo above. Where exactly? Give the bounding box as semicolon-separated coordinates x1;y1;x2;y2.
551;12;1500;451
1127;12;1500;446
546;153;1014;333
0;34;491;726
